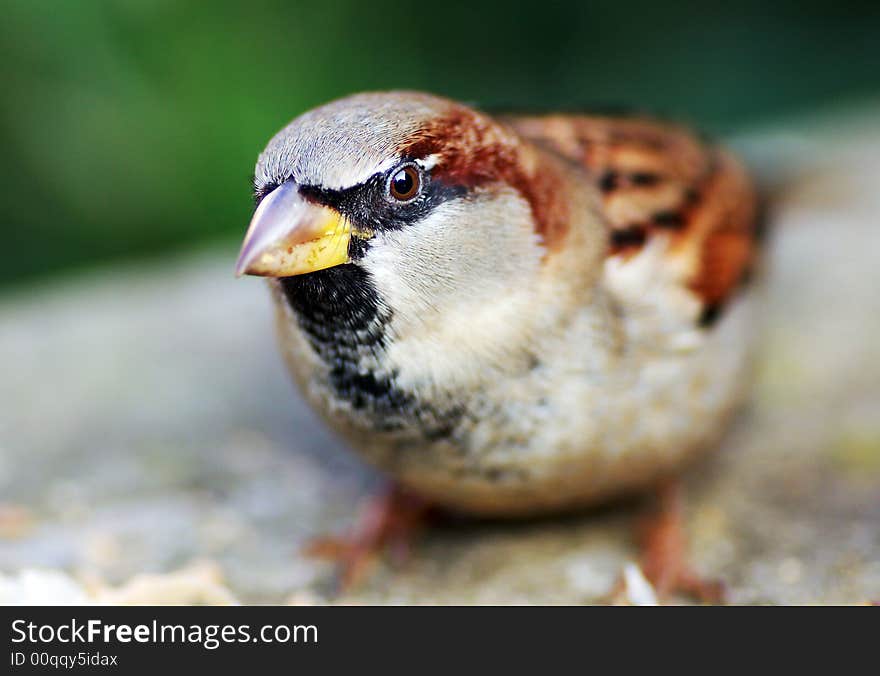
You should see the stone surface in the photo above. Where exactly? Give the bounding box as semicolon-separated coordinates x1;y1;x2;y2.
1;110;879;604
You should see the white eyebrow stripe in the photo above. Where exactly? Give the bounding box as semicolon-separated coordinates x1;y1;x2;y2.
256;144;445;193
415;154;440;170
311;156;400;190
313;155;437;191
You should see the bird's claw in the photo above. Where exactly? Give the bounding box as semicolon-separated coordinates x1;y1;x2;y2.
304;485;429;594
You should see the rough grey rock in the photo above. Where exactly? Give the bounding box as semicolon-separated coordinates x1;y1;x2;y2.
1;110;878;604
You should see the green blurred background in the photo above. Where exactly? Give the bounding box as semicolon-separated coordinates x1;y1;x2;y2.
1;0;878;288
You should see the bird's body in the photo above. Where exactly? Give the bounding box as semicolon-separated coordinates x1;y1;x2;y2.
241;92;762;518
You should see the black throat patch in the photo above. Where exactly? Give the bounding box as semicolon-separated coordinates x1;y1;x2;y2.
278;265;460;438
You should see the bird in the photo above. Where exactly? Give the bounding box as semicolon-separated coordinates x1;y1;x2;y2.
236;91;762;601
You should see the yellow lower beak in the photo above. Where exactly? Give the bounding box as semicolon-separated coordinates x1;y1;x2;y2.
235;181;352;277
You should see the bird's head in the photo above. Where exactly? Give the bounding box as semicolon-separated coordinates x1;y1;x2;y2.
237;92;600;375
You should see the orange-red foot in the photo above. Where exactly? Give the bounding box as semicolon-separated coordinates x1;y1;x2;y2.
637;479;726;604
304;485;430;593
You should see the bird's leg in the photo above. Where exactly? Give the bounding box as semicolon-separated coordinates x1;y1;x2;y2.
636;478;726;604
304;484;430;593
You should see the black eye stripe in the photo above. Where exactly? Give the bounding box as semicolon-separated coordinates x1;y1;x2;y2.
259;160;467;237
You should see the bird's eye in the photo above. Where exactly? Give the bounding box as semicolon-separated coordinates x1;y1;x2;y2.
388;164;421;202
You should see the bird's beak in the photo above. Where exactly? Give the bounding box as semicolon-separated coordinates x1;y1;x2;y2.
235;181;352;277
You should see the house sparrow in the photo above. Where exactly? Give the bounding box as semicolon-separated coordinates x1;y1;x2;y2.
236;91;761;600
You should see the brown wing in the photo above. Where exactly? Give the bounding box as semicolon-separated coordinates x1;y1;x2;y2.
505;114;760;327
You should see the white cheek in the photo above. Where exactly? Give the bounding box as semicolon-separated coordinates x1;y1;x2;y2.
362;190;546;390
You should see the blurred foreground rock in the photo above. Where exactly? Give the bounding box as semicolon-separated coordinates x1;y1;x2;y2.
1;109;879;604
